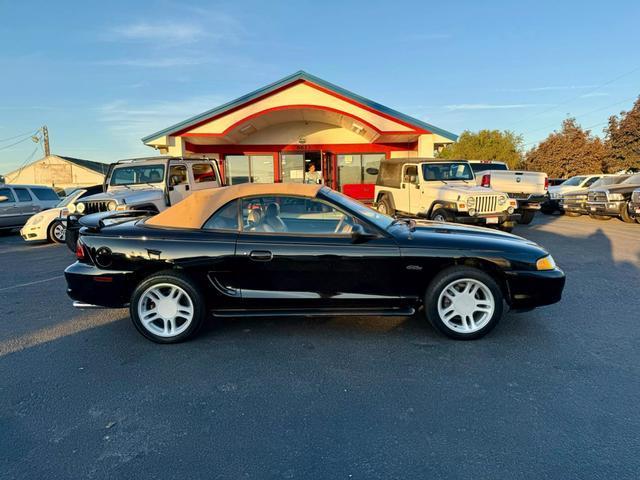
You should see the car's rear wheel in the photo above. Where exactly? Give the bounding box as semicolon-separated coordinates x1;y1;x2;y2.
589;214;611;221
430;208;454;222
377;196;395;216
425;267;504;340
130;272;206;343
47;220;66;243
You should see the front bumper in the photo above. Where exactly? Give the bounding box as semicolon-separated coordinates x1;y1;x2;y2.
20;224;47;241
65;261;135;308
505;268;566;310
560;200;588;214
586;201;624;216
454;213;520;226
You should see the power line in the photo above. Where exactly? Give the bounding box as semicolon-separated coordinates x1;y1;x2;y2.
0;129;38;143
7;144;41;177
520;95;637;137
0;135;36;152
510;65;640;128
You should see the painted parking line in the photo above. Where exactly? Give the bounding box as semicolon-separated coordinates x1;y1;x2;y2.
0;275;64;292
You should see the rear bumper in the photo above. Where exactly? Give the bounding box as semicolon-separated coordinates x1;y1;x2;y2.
505;268;566;310
65;261;134;308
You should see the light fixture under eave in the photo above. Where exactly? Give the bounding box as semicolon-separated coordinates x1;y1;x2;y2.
239;124;256;135
351;123;365;134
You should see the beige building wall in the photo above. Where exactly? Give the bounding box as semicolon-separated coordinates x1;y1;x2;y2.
4;156;106;189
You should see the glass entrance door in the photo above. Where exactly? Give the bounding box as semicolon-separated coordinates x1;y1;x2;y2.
280;154;305;183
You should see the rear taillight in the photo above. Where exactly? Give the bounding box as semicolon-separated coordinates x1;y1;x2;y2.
544;176;549;190
76;240;86;260
481;174;491;188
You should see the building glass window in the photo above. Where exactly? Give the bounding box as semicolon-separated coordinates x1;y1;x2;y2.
225;155;274;185
281;154;305;183
336;153;385;191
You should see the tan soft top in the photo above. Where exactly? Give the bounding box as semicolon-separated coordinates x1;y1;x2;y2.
146;183;323;229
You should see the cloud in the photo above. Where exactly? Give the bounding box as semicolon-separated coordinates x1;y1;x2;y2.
443;103;549;111
107;21;208;44
500;85;597;93
97;95;229;141
93;57;207;68
581;92;610;98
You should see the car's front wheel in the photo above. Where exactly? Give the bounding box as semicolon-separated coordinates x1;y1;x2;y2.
620;203;635;223
518;210;536;224
430;208;454;222
48;220;66;243
377;196;395;216
130;272;206;343
424;267;504;340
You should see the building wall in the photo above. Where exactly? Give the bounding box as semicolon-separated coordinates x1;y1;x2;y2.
4;156;105;189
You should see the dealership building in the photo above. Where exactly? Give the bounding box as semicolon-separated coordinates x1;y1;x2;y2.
143;71;457;200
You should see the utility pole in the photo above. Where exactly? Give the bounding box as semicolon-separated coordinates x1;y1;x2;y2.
42;125;50;157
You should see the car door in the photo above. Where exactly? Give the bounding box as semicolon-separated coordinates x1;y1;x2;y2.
233;194;402;311
12;187;38;223
0;187;20;228
167;163;190;205
396;164;418;213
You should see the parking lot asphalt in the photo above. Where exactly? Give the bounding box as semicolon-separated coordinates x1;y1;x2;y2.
1;215;639;480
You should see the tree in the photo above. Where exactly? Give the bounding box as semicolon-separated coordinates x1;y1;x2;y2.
603;96;640;173
524;118;608;178
437;129;524;169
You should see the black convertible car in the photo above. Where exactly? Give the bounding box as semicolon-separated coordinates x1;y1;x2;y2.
65;183;565;343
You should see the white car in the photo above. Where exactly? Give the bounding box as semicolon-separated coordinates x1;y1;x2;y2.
542;174;604;214
20;186;102;243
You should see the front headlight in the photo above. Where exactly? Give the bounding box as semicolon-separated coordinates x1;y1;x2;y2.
536;255;557;271
28;215;43;226
498;196;507;205
107;201;117;211
76;202;86;214
608;193;624;201
68;203;77;214
466;196;476;207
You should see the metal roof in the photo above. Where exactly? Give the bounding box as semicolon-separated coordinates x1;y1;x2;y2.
141;71;458;143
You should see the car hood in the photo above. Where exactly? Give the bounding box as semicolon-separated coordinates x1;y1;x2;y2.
434;183;505;196
593;183;640;194
549;184;582;194
25;207;64;225
80;188;163;204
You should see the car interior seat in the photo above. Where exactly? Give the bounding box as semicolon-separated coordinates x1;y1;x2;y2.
263;203;287;232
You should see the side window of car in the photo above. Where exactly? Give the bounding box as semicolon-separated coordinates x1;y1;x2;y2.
202;200;239;231
169;165;188;186
14;188;32;202
192;163;216;183
30;187;59;201
403;165;419;184
240;195;362;235
0;188;16;203
584;176;599;187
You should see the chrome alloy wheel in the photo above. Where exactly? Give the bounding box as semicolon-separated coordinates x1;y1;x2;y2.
437;278;495;333
137;283;194;338
433;214;446;222
377;202;388;214
53;223;66;242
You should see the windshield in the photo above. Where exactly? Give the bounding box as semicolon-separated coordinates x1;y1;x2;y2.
320;188;394;230
561;176;587;186
469;162;508;173
56;189;85;207
422;162;474;182
621;173;640;185
110;164;165;186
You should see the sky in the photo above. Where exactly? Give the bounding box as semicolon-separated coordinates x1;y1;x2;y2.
1;0;639;172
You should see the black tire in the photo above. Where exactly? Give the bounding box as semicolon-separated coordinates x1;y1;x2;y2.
564;211;581;217
430;208;454;222
620;204;635;223
377;196;395;216
424;266;504;340
130;271;207;344
518;210;536;225
47;220;66;243
589;214;612;221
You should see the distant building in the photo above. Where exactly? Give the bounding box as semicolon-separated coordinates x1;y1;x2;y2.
142;71;457;201
3;155;109;190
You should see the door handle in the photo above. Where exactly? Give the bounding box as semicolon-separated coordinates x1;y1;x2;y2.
249;250;273;261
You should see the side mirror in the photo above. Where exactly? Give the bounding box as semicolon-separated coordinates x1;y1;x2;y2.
366;167;379;176
351;223;378;244
0;195;8;203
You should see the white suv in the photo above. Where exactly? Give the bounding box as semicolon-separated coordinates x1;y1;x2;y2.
374;159;519;231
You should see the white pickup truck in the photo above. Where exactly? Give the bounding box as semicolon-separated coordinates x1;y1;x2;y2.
468;160;548;224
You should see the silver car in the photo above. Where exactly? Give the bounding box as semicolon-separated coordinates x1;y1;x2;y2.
0;184;60;232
